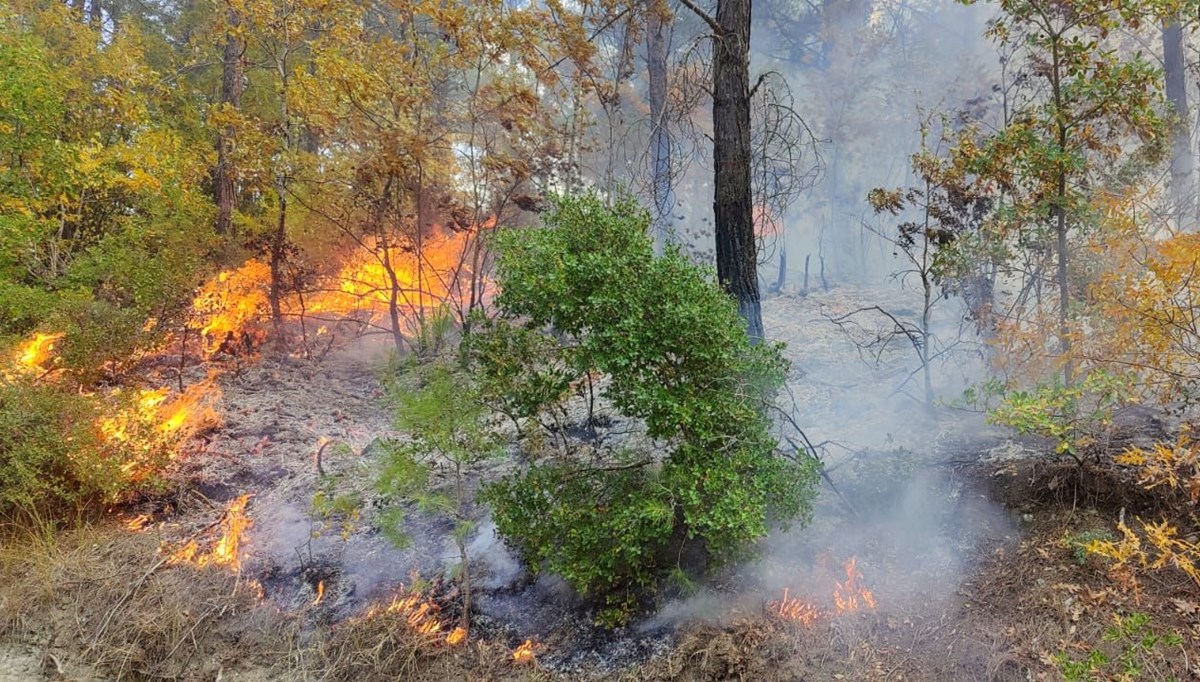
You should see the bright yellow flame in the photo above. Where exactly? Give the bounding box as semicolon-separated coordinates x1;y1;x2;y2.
15;332;62;371
446;626;467;646
512;639;537;664
313;580;325;605
190;260;272;355
168;494;252;572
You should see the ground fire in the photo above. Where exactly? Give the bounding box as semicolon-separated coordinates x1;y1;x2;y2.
11;331;62;374
512;639;537;664
769;557;877;625
168;494;253;572
189;226;491;356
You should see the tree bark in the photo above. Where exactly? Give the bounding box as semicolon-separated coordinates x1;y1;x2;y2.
647;1;674;255
711;0;763;342
1162;19;1193;229
215;11;245;236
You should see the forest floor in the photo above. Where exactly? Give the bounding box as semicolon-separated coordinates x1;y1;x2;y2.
1;285;1197;681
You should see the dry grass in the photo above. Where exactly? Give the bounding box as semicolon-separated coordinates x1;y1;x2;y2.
0;516;287;680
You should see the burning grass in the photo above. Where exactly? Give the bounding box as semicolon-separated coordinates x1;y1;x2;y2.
766;557;877;629
167;493;253;571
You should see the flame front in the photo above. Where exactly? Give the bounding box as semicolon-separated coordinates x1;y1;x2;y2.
187;225;492;354
833;557;876;613
358;585;475;647
771;556;878;627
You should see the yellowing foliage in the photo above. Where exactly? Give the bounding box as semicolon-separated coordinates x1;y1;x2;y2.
1089;232;1200;405
1115;427;1200;503
1086;516;1200;596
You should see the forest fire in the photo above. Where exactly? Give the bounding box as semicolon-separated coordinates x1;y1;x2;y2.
770;557;877;626
313;580;325;605
14;332;62;372
168;494;252;572
188;228;490;355
511;639;537;664
360;585;471;646
191;260;271;356
833;557;877;613
100;381;221;479
769;587;821;625
304;229;490;335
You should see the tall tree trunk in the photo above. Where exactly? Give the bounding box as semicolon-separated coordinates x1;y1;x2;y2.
215;11;245;237
712;0;763;342
647;1;674;255
1163;19;1193;229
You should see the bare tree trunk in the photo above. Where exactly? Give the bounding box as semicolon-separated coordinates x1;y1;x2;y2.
711;0;763;341
1163;19;1193;229
647;1;674;255
215;11;245;237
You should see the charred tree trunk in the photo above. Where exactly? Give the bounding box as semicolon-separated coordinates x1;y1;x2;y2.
647;1;674;254
215;11;245;237
1163;20;1193;229
710;0;763;342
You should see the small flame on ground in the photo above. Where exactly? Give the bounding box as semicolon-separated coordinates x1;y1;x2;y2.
313;580;325;606
833;557;877;613
14;332;62;372
124;514;151;531
771;556;878;627
359;585;472;647
168;494;252;572
769;587;821;626
512;639;537;664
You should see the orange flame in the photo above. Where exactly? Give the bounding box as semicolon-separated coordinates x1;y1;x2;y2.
124;514;151;531
313;580;325;606
168;494;252;572
186;224;493;353
769;587;821;626
833;557;876;613
305;228;491;336
359;584;473;647
191;260;272;356
101;381;222;479
512;639;537;664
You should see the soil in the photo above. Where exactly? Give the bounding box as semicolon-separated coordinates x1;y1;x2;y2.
1;285;1198;681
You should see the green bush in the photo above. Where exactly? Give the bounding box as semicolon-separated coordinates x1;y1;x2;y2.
0;376;124;517
987;370;1132;462
472;192;818;623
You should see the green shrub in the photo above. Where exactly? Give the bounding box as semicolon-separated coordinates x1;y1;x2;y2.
472;192;818;623
986;370;1132;462
0;376;123;516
